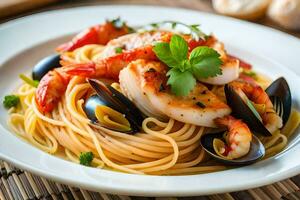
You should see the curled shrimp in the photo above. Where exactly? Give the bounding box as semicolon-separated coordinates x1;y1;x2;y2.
230;80;283;133
214;116;252;159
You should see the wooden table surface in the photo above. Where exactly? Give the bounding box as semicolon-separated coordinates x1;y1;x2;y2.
1;0;300;39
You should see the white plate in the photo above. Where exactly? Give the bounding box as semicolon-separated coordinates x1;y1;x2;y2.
0;5;300;197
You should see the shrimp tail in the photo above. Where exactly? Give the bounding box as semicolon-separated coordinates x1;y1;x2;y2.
63;63;96;77
56;26;100;52
215;115;235;127
56;21;131;52
64;45;158;80
35;69;70;113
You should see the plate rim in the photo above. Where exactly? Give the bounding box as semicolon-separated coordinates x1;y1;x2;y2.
0;5;300;196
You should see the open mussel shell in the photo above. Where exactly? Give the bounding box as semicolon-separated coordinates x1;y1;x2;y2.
84;79;144;133
265;77;291;125
225;84;272;136
32;54;61;81
200;132;265;165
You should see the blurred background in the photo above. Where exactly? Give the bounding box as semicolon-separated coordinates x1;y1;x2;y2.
0;0;299;37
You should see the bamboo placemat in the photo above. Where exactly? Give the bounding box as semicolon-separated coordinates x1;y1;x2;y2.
0;160;300;200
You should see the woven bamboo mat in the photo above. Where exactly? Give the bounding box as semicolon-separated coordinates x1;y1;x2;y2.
0;160;300;200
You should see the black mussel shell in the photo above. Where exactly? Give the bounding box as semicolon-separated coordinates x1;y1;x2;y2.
265;77;291;125
84;79;145;133
32;54;61;81
225;84;272;136
200;132;265;165
84;94;110;122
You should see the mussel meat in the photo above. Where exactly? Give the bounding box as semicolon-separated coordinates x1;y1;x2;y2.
32;54;61;81
200;132;265;165
84;79;144;133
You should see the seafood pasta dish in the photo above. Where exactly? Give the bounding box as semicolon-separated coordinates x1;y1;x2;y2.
3;18;300;175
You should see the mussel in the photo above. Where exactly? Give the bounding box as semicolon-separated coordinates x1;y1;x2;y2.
200;77;291;165
200;132;265;165
265;77;291;125
32;54;61;81
225;77;291;136
84;79;144;133
224;84;272;136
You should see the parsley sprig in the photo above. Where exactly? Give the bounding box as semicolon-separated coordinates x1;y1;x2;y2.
109;17;135;33
79;152;94;166
147;21;207;41
153;34;222;96
3;95;19;109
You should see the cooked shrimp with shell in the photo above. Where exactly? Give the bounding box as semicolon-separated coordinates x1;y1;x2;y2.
4;18;300;175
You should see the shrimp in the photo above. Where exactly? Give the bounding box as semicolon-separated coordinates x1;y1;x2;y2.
56;19;132;52
35;68;70;112
214;115;252;159
35;31;206;113
119;59;231;127
61;31;173;78
230;80;283;133
197;36;240;85
35;46;156;113
35;32;170;113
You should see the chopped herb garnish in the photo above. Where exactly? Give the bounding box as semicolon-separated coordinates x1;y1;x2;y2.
110;17;124;29
153;34;222;96
127;26;135;33
246;99;262;121
19;74;39;87
242;70;257;78
79;152;94;166
150;23;159;28
115;47;123;54
144;21;207;41
3;95;19;109
109;17;135;33
196;101;206;108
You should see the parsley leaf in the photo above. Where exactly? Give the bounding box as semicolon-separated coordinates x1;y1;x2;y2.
167;68;196;96
153;42;178;68
169;35;188;62
79;152;94;166
153;35;222;96
115;47;123;54
110;17;124;29
109;17;135;33
190;47;222;79
3;95;20;109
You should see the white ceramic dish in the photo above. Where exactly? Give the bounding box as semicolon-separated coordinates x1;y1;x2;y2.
0;5;300;197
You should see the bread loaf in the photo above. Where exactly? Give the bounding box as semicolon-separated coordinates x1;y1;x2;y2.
212;0;271;20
